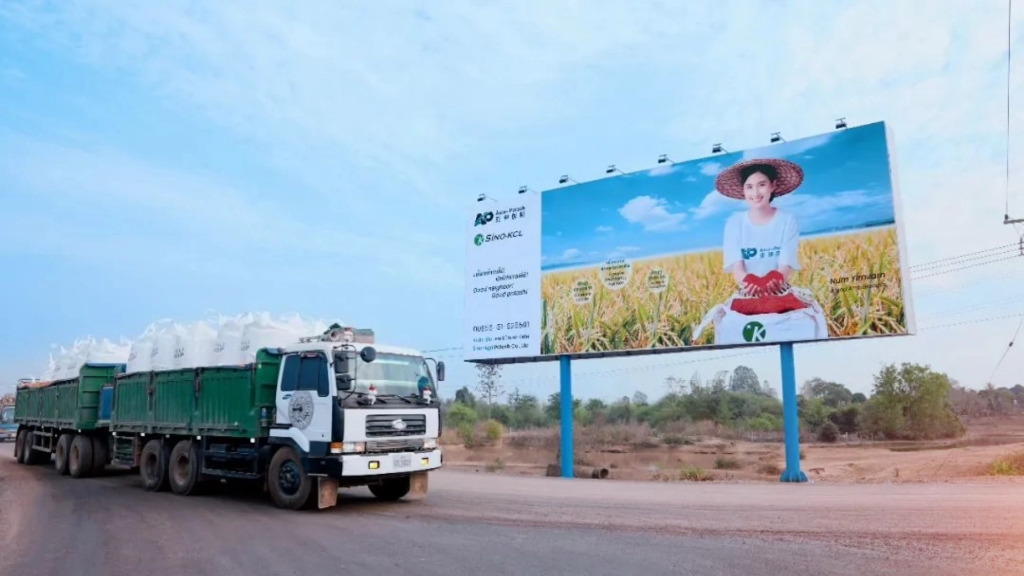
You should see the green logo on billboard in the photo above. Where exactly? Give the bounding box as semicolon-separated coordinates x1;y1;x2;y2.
742;321;767;342
474;234;484;246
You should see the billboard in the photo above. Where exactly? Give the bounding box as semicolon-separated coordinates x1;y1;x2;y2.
464;121;914;363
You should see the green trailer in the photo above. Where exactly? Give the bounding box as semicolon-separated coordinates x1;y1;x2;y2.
13;328;446;511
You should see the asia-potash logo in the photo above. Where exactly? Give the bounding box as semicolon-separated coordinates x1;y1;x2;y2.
473;230;523;247
475;212;494;226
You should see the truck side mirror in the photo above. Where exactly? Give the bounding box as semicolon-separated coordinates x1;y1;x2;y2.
336;374;353;391
437;361;445;382
360;346;377;363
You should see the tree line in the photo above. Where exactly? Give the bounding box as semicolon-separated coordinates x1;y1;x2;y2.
441;361;1014;442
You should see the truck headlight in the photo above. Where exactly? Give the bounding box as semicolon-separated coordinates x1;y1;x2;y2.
422;438;437;450
332;442;365;454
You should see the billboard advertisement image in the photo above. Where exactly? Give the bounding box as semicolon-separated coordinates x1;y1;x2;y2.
464;121;914;363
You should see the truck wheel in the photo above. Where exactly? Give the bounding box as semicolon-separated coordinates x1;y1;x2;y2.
90;436;109;475
14;429;25;463
69;435;94;478
140;439;170;492
168;440;202;496
267;447;316;510
369;475;412;501
54;433;72;475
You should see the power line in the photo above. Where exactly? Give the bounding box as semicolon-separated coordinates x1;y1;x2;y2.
988;313;1024;384
912;253;1023;280
909;243;1018;271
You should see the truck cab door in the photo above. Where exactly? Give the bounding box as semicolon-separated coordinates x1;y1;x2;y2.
274;352;334;448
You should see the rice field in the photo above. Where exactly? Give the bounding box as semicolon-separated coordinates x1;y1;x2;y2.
539;226;907;355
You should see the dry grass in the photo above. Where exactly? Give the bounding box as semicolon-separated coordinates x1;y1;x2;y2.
987;452;1024;476
540;227;906;354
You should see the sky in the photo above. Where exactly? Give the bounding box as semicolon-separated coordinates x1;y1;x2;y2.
3;0;1024;403
540;122;897;270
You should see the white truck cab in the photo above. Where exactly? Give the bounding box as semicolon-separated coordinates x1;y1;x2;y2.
265;326;445;508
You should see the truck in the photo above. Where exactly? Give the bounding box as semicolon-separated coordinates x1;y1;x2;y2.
0;393;15;443
11;326;446;510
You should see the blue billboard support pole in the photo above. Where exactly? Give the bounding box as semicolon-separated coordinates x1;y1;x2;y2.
779;343;808;483
559;354;574;478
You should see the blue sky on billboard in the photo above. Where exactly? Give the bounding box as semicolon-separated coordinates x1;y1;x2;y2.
541;123;896;271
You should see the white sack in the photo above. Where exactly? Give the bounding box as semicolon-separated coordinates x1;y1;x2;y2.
128;319;175;373
60;338;91;379
150;321;185;371
85;337;132;365
694;287;829;346
240;312;311;364
174;320;218;369
213;313;252;366
40;352;57;381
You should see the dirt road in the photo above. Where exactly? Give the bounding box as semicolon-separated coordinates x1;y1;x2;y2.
2;443;1023;576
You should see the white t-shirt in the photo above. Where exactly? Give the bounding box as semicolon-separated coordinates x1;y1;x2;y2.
721;209;801;277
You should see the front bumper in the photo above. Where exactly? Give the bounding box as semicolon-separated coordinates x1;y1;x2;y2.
340;448;442;477
0;429;17;442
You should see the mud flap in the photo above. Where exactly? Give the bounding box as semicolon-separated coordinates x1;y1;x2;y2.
317;477;339;509
409;471;429;497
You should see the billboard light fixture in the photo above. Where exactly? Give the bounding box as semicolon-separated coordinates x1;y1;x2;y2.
606;164;624;175
770;132;784;143
558;175;578;185
476;194;498;203
836;117;847;130
712;143;727;154
657;154;672;164
518;185;538;195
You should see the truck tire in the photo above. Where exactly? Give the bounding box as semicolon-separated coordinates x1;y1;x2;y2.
267;447;316;510
168;440;202;496
69;435;94;478
90;436;109;475
369;475;412;501
14;429;25;463
140;439;170;492
54;433;72;475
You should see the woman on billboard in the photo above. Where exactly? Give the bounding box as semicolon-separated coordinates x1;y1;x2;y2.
715;158;804;297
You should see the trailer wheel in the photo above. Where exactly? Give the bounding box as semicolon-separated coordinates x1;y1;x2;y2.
68;435;94;478
168;440;202;496
54;433;72;475
14;429;25;463
368;475;412;501
90;436;109;476
140;439;170;492
267;447;316;510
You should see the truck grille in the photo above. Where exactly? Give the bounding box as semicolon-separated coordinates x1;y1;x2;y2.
366;438;424;453
365;414;426;437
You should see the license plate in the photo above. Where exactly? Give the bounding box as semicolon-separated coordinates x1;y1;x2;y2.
393;454;412;469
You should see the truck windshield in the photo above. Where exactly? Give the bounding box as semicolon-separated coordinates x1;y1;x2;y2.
0;406;13;424
351;353;435;397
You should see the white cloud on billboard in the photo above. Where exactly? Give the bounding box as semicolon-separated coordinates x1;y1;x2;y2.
618;195;688;232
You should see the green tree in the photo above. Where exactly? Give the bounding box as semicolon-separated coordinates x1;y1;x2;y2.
859;362;964;440
729;365;763;395
801;377;854;408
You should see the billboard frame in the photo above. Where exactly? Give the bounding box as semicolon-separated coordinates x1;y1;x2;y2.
464;120;910;485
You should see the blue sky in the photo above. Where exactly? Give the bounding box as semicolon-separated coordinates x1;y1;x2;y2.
3;1;1024;400
541;122;896;270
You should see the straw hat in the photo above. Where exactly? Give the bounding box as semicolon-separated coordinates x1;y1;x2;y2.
714;158;804;200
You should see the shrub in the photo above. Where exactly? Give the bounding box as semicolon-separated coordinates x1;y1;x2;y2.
483;419;503;442
714;457;742;470
758;462;783;476
459;423;478;448
988;452;1024;476
680;466;713;481
818;421;839;443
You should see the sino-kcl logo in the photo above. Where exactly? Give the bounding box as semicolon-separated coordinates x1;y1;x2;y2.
473;230;522;246
742;321;767;342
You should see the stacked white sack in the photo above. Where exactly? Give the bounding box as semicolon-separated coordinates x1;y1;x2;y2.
43;336;132;380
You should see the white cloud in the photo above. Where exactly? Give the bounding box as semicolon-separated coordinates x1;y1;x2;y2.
646;165;677;177
619;195;687;232
596;225;614;233
691;190;743;220
698;161;722;176
774;189;890;230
